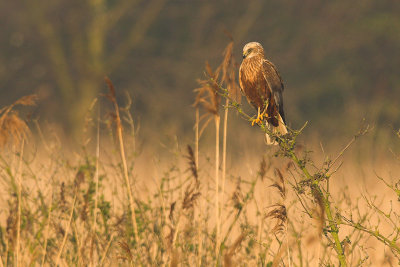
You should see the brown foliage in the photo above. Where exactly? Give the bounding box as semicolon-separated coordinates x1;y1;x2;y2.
182;184;201;211
0;94;37;148
258;156;268;181
221;41;240;103
193;62;221;116
267;169;288;234
186;145;198;182
224;233;246;267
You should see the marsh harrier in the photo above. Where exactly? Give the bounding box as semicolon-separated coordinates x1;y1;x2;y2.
239;42;287;144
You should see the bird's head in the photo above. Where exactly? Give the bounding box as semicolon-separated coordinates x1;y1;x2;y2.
242;42;265;59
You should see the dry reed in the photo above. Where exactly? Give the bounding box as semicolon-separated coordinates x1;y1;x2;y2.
40;187;53;266
15;139;24;267
194;61;222;259
0;95;37;149
55;194;76;265
104;77;139;245
220;40;239;232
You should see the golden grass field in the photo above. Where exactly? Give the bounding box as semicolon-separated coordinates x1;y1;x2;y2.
1;46;400;267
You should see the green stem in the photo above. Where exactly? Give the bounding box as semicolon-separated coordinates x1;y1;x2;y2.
289;151;347;266
322;192;347;266
342;220;400;255
218;79;348;266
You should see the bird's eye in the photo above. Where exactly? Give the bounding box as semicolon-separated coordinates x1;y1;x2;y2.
248;48;253;53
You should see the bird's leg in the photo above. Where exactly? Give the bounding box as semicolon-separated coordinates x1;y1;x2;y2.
251;107;263;126
260;101;269;119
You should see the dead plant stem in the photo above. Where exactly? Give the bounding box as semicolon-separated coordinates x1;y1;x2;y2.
15;138;25;267
55;194;77;266
214;115;220;259
41;187;53;267
221;99;228;223
195;107;199;170
92;104;100;266
114;97;139;245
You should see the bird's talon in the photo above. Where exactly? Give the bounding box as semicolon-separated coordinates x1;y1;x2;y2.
251;114;264;126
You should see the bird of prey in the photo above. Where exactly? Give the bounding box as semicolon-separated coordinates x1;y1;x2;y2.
239;42;287;145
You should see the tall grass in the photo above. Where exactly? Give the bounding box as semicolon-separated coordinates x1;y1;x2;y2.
105;77;139;246
0;45;400;266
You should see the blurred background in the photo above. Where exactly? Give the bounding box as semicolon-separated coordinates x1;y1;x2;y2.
1;0;400;153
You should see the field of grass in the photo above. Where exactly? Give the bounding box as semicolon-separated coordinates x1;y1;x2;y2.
1;45;400;267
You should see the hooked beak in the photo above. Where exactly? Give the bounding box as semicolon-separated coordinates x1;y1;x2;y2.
242;53;247;59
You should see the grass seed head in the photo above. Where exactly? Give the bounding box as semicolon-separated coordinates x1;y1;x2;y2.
232;177;244;210
182;184;201;210
270;168;286;198
169;201;176;222
224;233;246;267
258;156;269;181
266;204;287;234
221;41;240;103
186;145;198;183
193;62;221;116
117;241;133;261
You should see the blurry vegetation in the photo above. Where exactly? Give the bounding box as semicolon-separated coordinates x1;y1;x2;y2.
1;0;168;136
2;1;400;265
1;0;400;143
1;67;400;266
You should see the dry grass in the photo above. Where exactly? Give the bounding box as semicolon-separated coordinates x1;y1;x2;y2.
105;76;139;245
0;95;37;148
0;45;400;267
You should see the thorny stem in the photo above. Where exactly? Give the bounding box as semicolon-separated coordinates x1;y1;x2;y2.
322;192;347;266
286;139;350;265
376;174;400;199
217;79;349;266
341;216;400;258
289;151;346;266
328;124;370;172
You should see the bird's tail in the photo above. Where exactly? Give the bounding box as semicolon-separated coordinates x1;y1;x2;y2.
265;113;288;145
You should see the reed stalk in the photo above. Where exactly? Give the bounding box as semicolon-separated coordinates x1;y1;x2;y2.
105;77;139;244
55;194;77;266
92;104;100;266
214;115;220;259
15;138;25;267
41;187;53;267
220;99;229;224
194;107;202;266
195;107;199;170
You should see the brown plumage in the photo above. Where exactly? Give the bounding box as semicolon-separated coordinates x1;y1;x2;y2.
239;42;287;144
